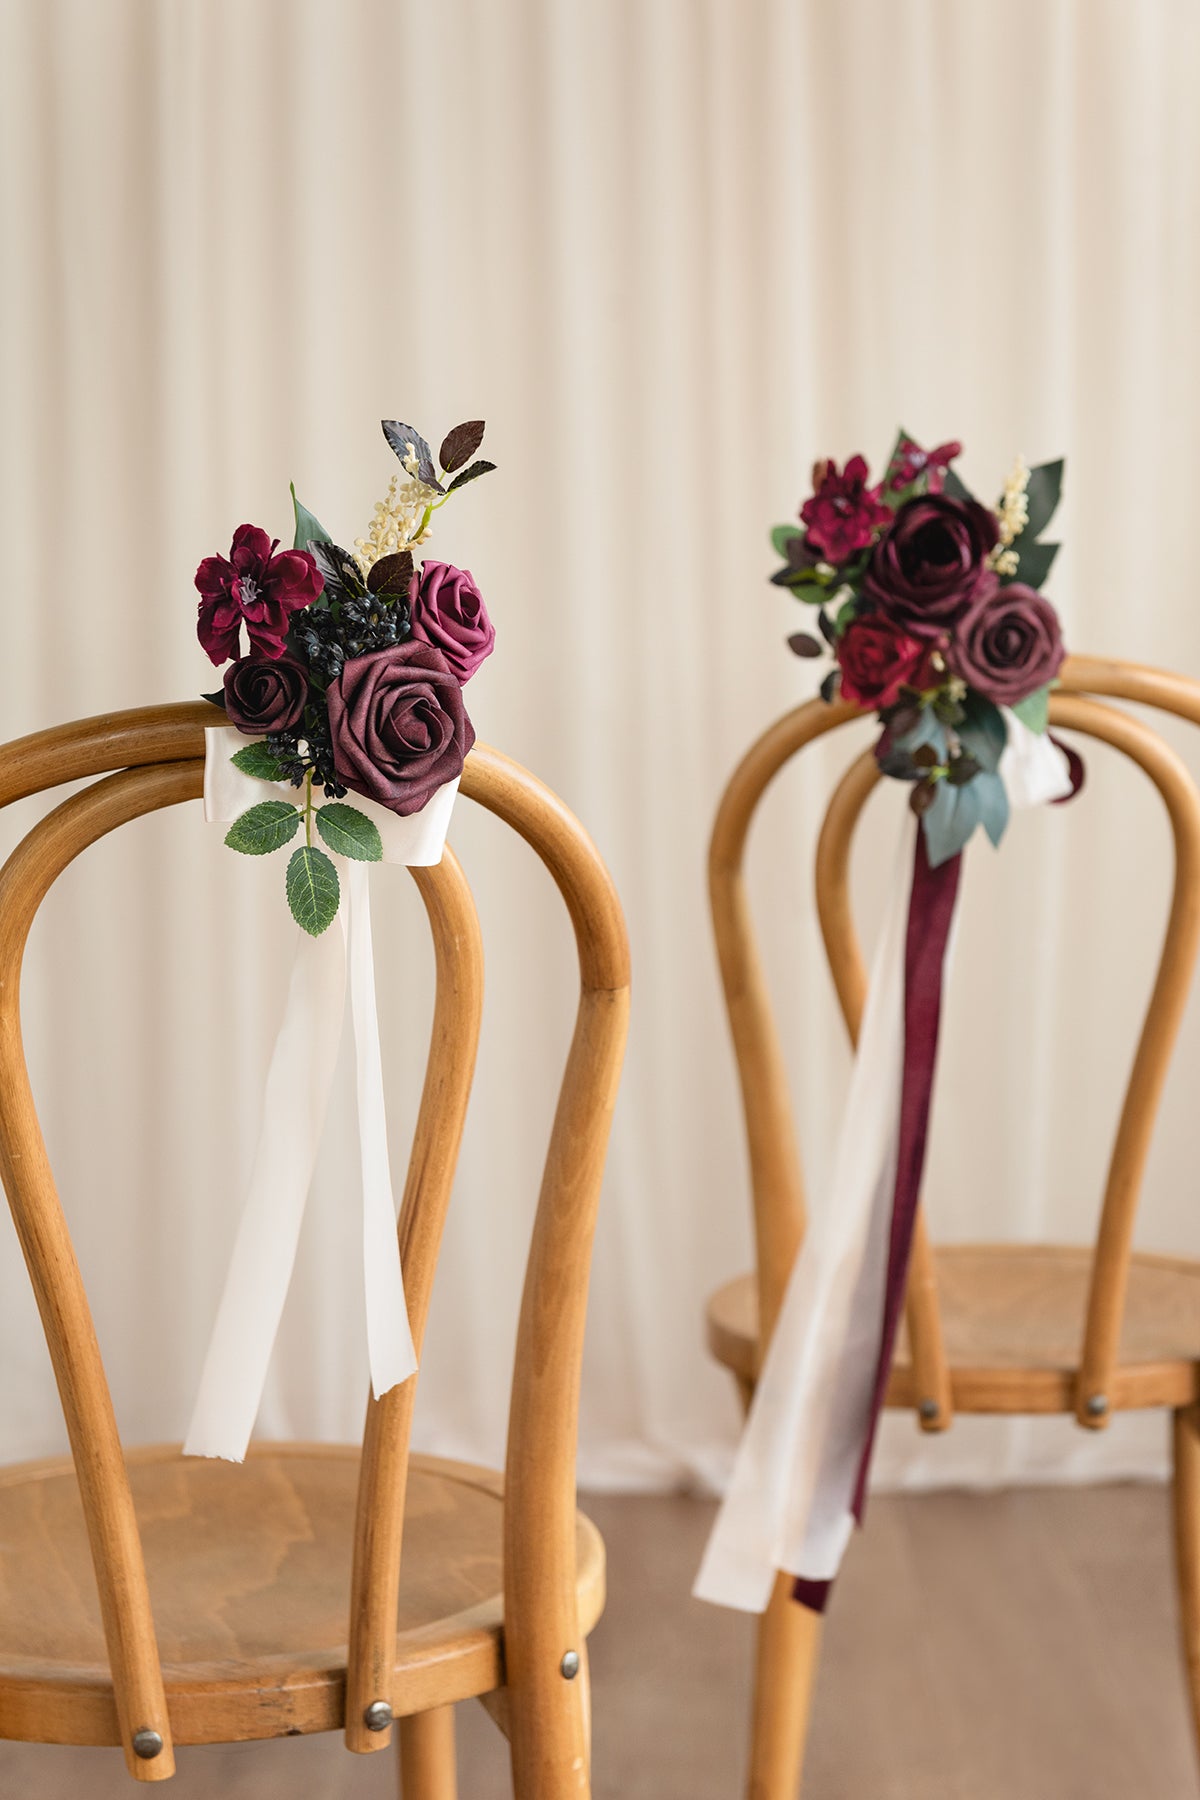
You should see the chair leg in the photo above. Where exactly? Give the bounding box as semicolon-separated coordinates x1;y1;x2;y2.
507;1652;592;1799
398;1705;457;1799
731;1373;821;1799
745;1571;822;1800
1173;1404;1200;1769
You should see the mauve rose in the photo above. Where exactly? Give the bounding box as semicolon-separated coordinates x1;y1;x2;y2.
326;641;475;816
195;524;324;665
950;575;1065;705
222;656;308;735
836;616;939;711
863;494;999;633
409;560;495;682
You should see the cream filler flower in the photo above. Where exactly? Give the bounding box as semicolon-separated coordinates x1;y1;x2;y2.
987;454;1030;577
354;472;443;576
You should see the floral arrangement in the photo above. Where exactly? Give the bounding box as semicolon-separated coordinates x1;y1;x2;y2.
773;431;1067;864
196;419;495;934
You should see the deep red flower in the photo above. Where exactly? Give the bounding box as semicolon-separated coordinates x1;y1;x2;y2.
799;456;892;564
887;436;963;494
862;494;998;634
835;616;940;711
195;524;325;665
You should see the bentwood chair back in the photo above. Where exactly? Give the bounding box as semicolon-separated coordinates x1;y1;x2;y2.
704;656;1200;1797
0;701;629;1795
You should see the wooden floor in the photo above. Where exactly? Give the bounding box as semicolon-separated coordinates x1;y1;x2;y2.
1;1484;1195;1797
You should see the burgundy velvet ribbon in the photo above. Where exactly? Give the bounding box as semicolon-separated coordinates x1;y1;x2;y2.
793;830;962;1614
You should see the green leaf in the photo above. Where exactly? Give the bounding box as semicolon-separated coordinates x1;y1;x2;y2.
446;458;496;494
286;845;341;936
770;523;805;558
1010;539;1060;589
834;597;858;636
957;692;1007;773
290;481;332;551
224;800;302;856
1021;458;1064;542
315;803;384;862
230;741;286;782
941;465;976;505
1011;685;1051;734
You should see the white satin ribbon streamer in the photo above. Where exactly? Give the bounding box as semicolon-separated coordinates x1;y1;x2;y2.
184;727;453;1460
695;712;1072;1611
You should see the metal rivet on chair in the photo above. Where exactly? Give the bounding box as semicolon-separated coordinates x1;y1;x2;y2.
560;1649;581;1680
918;1398;939;1423
363;1700;393;1732
132;1730;164;1761
1086;1393;1109;1418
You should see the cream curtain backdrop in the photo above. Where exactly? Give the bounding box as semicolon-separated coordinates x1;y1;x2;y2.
1;0;1199;1501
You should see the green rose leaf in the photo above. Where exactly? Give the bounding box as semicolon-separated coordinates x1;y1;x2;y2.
1010;538;1060;590
1021;458;1064;542
315;803;384;862
230;742;286;782
286;845;341;936
224;800;302;856
770;523;806;558
957;692;1007;773
290;481;332;551
1011;684;1051;734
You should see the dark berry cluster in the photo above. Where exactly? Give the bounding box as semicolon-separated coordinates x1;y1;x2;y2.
266;708;347;800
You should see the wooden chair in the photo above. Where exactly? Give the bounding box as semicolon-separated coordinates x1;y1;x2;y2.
0;701;630;1793
703;655;1200;1797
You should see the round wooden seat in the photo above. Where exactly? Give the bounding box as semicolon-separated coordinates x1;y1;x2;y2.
707;1244;1200;1415
0;1444;606;1750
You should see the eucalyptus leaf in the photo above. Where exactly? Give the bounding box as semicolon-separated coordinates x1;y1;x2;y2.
1011;684;1051;734
286;845;341;936
290;481;332;551
315;803;384;861
957;692;1007;772
230;742;286;782
1021;459;1064;542
892;706;947;762
224;800;302;856
1010;539;1060;589
921;777;982;867
382;421;445;494
446;458;496;494
973;769;1010;847
439;420;486;472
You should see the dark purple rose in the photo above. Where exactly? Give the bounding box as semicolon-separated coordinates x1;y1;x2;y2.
326;641;475;816
949;575;1066;704
195;524;324;665
222;656;308;735
863;494;999;633
408;560;495;683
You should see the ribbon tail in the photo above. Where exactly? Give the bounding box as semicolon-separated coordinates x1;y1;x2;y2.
183;916;348;1461
345;861;417;1400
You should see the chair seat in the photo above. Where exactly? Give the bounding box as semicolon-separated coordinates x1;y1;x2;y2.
706;1244;1200;1414
0;1444;605;1749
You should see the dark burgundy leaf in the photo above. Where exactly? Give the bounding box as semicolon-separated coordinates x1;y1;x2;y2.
446;458;497;495
439;420;486;473
381;420;446;494
201;688;227;710
947;753;981;786
885;702;922;737
910;779;938;816
817;608;837;646
819;668;841;704
367;550;415;597
311;540;368;603
788;632;823;658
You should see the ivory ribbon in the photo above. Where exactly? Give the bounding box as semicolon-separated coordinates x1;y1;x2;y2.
183;727;457;1461
694;710;1073;1612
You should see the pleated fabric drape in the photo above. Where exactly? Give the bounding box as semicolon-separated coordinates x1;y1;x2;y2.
2;0;1199;1493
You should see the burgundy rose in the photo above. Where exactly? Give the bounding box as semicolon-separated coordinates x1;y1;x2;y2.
409;560;495;682
195;524;324;665
949;575;1065;705
862;494;999;633
222;656;308;735
800;455;892;564
326;641;474;816
836;616;940;711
